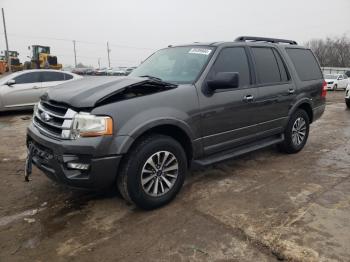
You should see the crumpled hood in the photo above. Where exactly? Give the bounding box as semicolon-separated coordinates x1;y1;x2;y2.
43;76;149;108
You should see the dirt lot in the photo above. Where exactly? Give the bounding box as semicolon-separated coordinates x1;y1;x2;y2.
0;92;349;262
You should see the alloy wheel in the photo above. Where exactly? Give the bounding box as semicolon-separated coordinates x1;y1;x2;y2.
141;151;179;197
292;117;306;146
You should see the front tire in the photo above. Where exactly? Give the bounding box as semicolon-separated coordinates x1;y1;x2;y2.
279;109;310;154
333;84;337;91
117;134;187;210
346;99;350;109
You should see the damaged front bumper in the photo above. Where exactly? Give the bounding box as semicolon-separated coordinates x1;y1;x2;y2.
26;123;122;190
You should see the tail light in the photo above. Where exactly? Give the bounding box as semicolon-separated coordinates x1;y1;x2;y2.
321;80;327;98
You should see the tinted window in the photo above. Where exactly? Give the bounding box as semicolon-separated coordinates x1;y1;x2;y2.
64;73;73;80
14;72;41;84
252;47;280;84
41;72;65;82
273;49;289;82
286;48;323;81
209;47;250;87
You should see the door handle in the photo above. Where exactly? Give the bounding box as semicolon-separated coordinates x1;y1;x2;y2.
288;89;295;94
243;95;254;102
32;86;40;89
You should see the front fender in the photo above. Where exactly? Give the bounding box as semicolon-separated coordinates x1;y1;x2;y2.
111;118;195;155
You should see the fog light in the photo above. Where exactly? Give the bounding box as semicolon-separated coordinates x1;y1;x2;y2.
67;162;90;170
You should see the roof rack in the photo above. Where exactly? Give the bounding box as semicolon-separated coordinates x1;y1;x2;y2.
235;36;297;45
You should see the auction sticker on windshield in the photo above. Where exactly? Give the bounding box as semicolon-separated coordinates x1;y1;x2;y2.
189;48;212;55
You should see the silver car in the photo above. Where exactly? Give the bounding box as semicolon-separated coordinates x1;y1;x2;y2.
0;69;82;111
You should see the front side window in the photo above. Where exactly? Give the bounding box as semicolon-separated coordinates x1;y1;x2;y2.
14;72;41;84
252;47;281;84
207;47;251;88
130;46;215;84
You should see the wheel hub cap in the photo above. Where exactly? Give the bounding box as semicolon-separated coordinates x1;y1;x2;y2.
141;151;179;197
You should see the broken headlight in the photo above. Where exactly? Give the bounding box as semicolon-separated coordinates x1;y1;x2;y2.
71;113;113;139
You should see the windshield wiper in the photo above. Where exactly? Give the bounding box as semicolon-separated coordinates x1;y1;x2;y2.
139;75;178;87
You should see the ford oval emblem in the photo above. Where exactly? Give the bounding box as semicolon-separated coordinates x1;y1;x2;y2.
41;112;52;122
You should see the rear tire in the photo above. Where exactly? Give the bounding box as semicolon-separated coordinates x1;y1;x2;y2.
346;99;350;109
279;109;310;154
117;134;187;210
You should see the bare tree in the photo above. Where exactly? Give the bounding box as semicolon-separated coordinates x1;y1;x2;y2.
305;35;350;67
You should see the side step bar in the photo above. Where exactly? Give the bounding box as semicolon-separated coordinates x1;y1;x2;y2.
193;134;284;167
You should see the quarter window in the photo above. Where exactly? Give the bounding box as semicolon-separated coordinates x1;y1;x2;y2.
209;47;250;88
286;48;323;81
64;73;73;80
41;72;65;82
252;47;281;84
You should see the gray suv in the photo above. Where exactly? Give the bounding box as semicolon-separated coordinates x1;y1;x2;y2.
26;36;326;209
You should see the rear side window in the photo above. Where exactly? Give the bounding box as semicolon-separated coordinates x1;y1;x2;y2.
14;72;41;84
252;47;281;84
209;47;250;87
286;48;323;81
64;73;73;80
273;49;289;82
41;72;65;82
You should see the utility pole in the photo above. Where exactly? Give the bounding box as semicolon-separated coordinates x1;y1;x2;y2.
98;58;101;69
1;8;11;72
107;41;111;68
73;40;77;68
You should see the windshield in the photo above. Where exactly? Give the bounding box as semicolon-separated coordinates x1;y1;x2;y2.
130;46;214;84
325;74;338;79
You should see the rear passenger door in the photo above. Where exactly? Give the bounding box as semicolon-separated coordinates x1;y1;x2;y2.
40;71;66;94
251;47;295;131
198;47;259;155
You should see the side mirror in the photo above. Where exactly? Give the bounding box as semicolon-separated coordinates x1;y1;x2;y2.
207;72;239;91
6;79;16;86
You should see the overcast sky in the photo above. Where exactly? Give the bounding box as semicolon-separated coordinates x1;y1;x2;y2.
1;0;350;68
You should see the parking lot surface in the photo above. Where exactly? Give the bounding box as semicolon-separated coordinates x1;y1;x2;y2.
0;92;349;262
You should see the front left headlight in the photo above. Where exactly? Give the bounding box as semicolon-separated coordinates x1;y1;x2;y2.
71;113;113;138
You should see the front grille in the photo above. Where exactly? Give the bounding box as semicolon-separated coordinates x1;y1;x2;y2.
33;100;77;140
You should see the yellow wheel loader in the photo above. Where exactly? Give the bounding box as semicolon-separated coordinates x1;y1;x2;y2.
4;51;24;72
24;45;62;70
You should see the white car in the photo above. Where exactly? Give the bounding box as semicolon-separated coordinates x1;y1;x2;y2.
0;69;82;111
345;84;350;108
324;74;348;90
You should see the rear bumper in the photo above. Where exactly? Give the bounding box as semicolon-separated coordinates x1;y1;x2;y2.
313;104;326;122
27;123;122;190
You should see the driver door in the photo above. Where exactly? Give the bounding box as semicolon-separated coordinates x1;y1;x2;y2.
198;47;259;155
2;71;42;109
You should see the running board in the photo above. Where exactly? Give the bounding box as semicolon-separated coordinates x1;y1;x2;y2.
193;134;284;167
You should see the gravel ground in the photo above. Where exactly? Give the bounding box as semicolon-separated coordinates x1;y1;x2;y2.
0;91;349;262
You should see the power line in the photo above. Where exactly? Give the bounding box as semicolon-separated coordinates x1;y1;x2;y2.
0;32;156;50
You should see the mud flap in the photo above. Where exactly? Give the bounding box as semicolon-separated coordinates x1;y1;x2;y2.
24;143;34;182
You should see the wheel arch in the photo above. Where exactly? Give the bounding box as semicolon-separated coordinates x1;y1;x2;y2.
289;99;313;124
119;119;198;167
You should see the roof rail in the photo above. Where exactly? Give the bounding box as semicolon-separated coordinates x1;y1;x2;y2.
235;36;297;45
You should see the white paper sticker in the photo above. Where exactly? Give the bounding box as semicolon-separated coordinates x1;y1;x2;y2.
189;48;212;55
